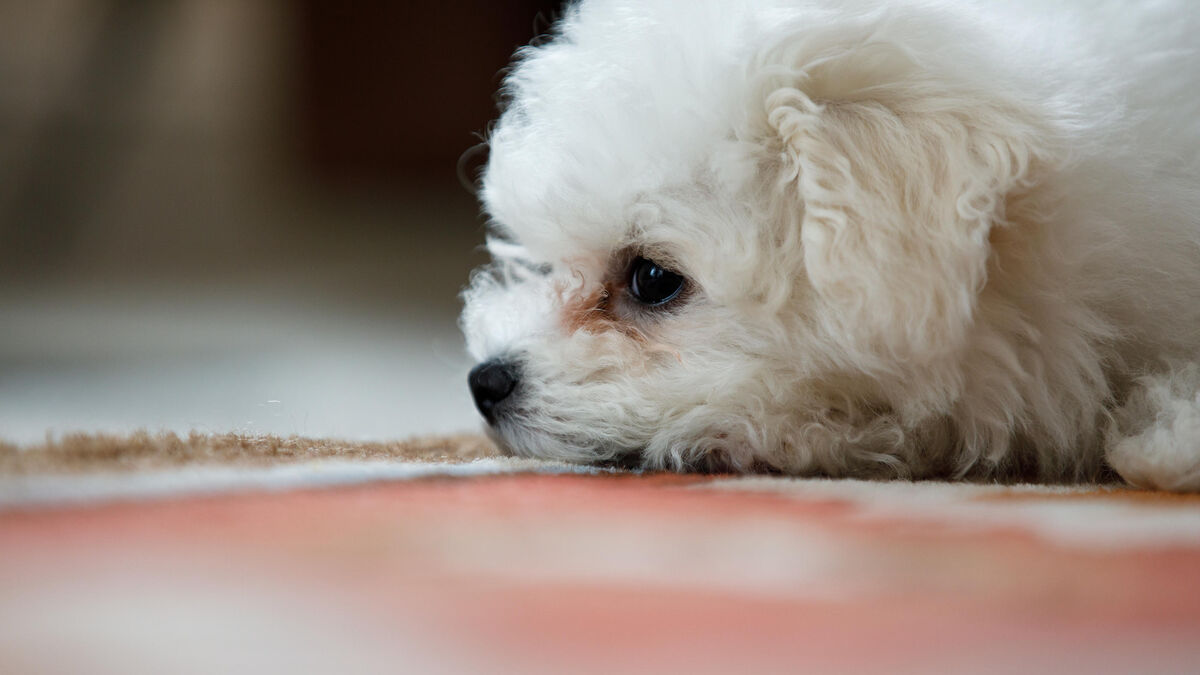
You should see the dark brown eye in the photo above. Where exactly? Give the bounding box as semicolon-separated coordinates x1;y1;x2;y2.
629;256;685;306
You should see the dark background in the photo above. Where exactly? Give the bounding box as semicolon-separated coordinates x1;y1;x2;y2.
296;2;560;185
0;1;563;444
1;0;563;279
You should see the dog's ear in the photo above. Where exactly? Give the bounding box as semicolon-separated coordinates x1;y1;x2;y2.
759;40;1052;365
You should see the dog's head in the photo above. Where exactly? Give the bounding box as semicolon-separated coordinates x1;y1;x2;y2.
461;2;1057;474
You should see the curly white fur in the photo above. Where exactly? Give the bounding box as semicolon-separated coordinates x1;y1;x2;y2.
461;0;1200;489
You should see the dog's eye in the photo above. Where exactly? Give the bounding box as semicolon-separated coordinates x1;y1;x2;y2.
629;256;685;306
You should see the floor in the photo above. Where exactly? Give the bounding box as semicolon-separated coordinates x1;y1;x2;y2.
0;182;490;447
0;280;478;445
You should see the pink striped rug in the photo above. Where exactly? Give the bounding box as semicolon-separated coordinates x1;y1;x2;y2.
2;433;1199;674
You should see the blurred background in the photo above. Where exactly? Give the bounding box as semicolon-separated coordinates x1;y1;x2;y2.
0;1;562;444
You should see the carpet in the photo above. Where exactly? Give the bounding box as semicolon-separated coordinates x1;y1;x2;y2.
0;431;500;474
2;432;1199;674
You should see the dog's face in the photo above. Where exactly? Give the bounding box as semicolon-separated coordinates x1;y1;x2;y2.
462;153;803;470
462;2;1049;474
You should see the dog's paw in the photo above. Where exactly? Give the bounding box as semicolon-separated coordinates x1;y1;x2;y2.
1106;363;1200;492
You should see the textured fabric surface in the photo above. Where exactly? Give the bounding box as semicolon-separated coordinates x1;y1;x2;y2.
1;433;1199;674
0;431;499;474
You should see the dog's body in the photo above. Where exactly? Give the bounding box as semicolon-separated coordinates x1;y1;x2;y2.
462;0;1200;490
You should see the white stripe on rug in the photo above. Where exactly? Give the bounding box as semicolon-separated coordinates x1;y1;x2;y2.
0;458;610;509
700;477;1200;549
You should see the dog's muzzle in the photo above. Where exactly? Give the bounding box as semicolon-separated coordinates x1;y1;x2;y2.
468;359;521;425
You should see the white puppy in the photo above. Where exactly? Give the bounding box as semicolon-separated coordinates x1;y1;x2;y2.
461;0;1200;490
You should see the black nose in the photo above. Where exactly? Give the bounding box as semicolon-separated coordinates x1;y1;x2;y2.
468;359;519;424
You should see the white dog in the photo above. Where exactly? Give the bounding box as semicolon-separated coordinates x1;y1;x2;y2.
461;0;1200;490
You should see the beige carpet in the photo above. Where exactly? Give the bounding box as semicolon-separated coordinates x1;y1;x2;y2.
0;431;500;475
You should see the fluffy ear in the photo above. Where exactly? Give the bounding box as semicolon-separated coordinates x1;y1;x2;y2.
761;40;1051;366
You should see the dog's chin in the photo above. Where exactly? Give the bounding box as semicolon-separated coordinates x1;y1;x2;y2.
482;414;646;469
483;416;757;474
480;423;518;457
